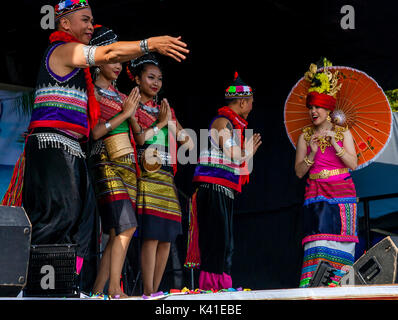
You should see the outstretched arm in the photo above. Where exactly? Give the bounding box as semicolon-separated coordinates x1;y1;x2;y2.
50;36;189;74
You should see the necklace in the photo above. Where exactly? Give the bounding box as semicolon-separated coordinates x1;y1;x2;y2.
139;101;159;115
95;85;123;104
303;125;345;153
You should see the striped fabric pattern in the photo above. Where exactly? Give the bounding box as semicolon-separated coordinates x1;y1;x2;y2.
136;168;182;223
299;240;355;288
197;149;241;173
193;149;242;192
92;148;137;206
97;86;127;122
304;178;357;206
30;84;88;133
339;203;357;236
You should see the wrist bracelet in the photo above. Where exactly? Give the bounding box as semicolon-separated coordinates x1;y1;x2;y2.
179;131;187;141
105;121;112;132
83;45;97;66
336;147;346;157
140;39;149;54
153;125;159;135
304;156;314;166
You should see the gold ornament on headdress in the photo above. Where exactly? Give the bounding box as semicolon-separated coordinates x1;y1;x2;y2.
304;58;342;98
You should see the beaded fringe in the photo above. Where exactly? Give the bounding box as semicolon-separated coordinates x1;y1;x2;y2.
200;183;235;200
33;133;86;159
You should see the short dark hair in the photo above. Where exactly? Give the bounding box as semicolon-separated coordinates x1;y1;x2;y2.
225;97;245;106
55;20;61;30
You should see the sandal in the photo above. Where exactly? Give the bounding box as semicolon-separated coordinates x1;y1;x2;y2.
90;291;109;300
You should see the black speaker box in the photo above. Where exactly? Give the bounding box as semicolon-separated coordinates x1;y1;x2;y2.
341;236;398;285
24;244;79;297
308;261;337;287
0;205;31;297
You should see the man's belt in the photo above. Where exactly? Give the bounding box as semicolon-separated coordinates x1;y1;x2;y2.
309;168;349;180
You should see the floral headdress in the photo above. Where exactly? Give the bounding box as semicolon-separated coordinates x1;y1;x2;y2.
304;58;342;111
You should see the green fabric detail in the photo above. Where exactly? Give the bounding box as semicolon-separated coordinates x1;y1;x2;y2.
108;113;129;135
145;121;169;147
199;162;239;174
299;278;310;287
303;252;353;266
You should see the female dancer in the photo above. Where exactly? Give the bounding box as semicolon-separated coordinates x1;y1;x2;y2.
89;26;142;298
295;62;359;287
126;53;193;295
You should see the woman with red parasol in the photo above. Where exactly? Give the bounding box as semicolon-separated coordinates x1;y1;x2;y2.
293;60;359;287
285;58;393;287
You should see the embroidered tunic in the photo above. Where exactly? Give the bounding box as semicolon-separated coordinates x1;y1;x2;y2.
193;115;244;193
29;42;89;137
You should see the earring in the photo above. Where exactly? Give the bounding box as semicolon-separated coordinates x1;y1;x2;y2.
94;67;100;80
327;114;332;122
153;94;159;105
111;79;117;89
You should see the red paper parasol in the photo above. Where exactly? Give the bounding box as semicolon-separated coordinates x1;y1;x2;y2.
284;66;393;169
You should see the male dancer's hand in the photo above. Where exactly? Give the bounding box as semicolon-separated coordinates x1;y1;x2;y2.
148;36;189;62
245;133;262;159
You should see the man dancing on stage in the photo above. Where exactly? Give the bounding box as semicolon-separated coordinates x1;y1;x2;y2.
185;73;262;290
2;0;190;289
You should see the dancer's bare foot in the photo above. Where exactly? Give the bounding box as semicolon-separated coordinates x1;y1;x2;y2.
108;290;129;299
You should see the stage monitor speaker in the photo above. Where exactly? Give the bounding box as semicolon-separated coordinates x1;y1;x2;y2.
308;261;337;287
0;205;31;297
340;236;398;286
24;244;79;297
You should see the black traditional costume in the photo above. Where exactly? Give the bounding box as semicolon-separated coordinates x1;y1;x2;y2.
185;73;253;290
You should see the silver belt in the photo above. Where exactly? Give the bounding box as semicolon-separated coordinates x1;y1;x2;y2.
32;132;86;159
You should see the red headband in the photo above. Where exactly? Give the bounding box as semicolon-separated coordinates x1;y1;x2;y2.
306;91;336;111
